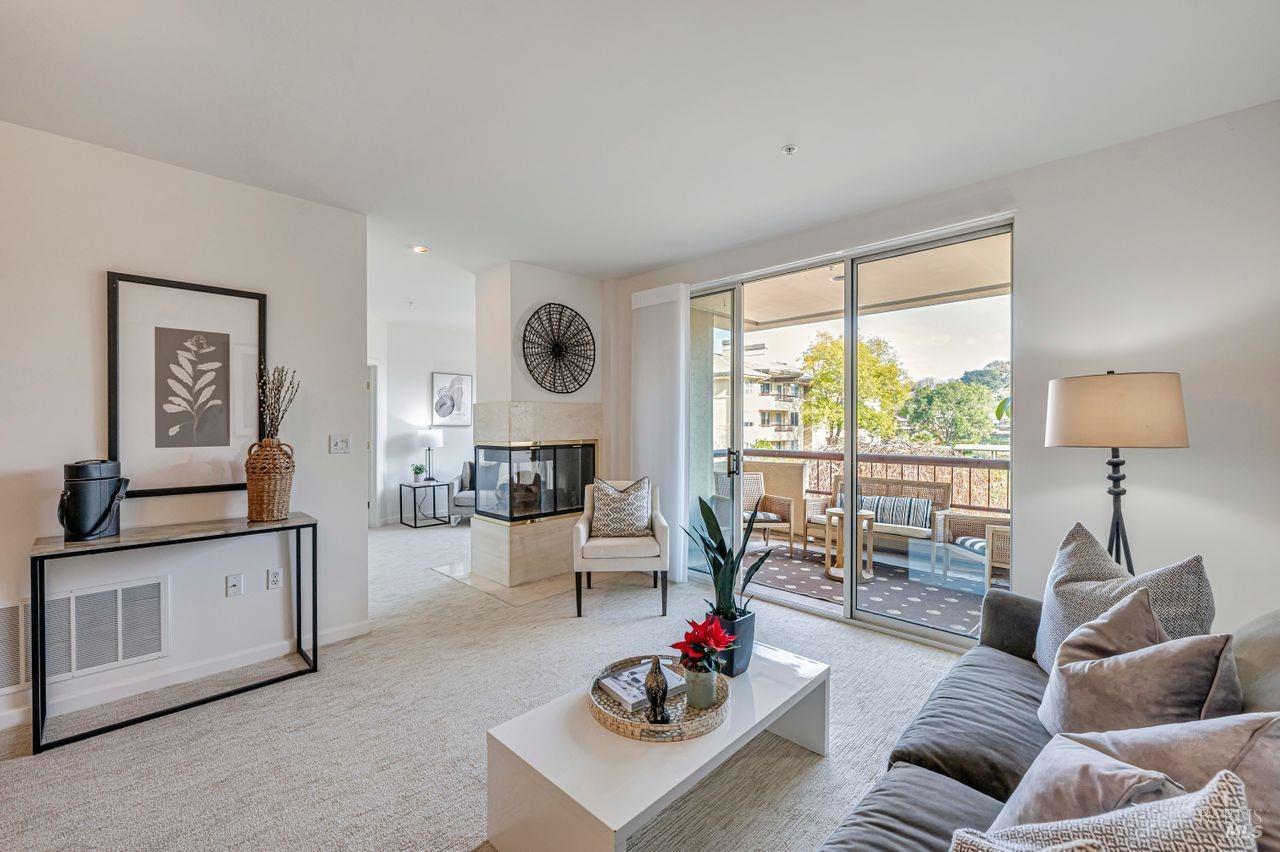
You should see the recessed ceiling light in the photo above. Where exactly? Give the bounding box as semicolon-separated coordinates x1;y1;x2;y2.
781;144;798;157
410;244;430;253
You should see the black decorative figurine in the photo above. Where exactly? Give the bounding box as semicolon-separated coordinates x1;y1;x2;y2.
644;656;670;725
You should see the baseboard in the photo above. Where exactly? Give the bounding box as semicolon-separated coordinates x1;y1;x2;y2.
0;619;372;731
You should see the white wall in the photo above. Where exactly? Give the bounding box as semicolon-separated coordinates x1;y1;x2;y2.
381;320;477;522
608;101;1280;631
0;121;370;726
476;261;604;404
367;313;389;525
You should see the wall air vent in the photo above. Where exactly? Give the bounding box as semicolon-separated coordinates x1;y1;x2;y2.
0;577;168;696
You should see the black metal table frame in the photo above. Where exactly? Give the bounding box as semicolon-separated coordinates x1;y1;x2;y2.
400;481;451;528
28;520;318;754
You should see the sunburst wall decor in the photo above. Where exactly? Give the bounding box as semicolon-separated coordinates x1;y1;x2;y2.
521;302;595;394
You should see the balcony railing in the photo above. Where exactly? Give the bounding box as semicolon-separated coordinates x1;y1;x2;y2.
742;447;1009;514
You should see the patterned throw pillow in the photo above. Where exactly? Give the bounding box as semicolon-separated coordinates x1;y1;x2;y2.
1034;523;1214;673
589;478;652;538
857;495;932;528
950;771;1258;851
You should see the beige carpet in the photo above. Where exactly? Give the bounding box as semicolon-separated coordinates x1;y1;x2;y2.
0;524;957;851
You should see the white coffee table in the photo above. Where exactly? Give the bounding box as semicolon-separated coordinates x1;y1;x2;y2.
486;644;830;852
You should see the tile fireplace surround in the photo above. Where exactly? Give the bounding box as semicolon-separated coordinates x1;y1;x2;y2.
470;400;603;587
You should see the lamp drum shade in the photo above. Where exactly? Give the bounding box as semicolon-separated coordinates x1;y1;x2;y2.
418;427;445;448
1045;372;1188;448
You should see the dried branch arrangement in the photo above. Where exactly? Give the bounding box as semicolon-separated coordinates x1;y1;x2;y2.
258;363;300;439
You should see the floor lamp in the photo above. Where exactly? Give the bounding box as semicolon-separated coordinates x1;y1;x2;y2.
418;427;444;481
1045;371;1188;575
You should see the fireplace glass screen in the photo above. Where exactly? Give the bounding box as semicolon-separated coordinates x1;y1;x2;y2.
475;443;595;522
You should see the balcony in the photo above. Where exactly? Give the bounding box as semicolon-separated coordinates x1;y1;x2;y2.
735;447;1010;635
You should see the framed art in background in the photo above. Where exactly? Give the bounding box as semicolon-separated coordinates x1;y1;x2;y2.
431;372;473;427
108;272;266;497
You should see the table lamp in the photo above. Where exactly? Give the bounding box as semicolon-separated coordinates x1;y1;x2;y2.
1045;371;1188;574
418;427;445;481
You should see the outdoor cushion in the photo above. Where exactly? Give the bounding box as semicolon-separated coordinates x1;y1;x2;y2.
956;535;987;555
744;511;783;523
988;736;1183;832
1038;589;1242;735
819;762;1002;852
859;494;932;528
951;770;1256;852
581;536;659;559
452;490;475;507
1034;522;1214;673
890;644;1051;801
869;522;932;538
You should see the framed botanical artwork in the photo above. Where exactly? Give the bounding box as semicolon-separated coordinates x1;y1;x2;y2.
431;372;473;427
107;272;266;497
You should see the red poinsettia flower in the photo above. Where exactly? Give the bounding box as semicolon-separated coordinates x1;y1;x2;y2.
672;615;736;671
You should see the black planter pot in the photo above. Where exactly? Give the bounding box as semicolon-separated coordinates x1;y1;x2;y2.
712;610;755;677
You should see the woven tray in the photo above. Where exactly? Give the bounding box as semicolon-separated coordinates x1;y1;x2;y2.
588;654;729;743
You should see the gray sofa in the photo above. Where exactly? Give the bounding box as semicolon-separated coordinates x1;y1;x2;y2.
820;590;1280;850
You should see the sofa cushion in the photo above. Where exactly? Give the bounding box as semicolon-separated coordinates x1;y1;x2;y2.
952;770;1256;852
858;494;932;528
1235;608;1280;712
956;535;987;556
452;490;476;507
582;536;659;559
866;521;931;539
819;762;1002;852
1034;522;1214;673
890;645;1051;801
988;736;1184;832
743;511;783;523
1038;589;1242;735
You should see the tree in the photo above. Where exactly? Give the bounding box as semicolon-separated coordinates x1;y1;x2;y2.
800;331;910;442
751;438;775;450
901;379;996;446
960;360;1011;394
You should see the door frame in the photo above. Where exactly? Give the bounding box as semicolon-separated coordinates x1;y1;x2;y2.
687;213;1014;647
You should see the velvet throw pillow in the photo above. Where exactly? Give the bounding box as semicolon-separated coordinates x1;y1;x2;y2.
950;771;1258;852
1034;523;1214;673
1067;714;1279;852
589;478;652;538
988;736;1184;832
1038;589;1242;735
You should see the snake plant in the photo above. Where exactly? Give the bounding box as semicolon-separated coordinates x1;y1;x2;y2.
684;497;773;618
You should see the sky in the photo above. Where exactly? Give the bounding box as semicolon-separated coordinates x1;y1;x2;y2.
745;294;1010;382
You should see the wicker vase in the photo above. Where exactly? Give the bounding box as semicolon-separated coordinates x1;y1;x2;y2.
246;438;295;521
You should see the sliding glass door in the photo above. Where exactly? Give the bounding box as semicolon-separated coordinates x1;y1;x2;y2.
686;222;1013;642
687;289;740;574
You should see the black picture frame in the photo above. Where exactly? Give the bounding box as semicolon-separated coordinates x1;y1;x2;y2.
107;272;267;498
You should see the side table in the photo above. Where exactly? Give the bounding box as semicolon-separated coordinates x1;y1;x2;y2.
400;481;451;528
824;508;876;582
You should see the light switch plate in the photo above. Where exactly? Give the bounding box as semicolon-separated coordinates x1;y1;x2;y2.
226;573;244;597
329;433;351;454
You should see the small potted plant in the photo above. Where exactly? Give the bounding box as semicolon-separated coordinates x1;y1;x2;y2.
672;614;735;709
684;498;771;676
411;463;426;483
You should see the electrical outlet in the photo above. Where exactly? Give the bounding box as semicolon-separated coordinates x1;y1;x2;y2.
329;433;351;454
266;567;283;590
226;573;244;597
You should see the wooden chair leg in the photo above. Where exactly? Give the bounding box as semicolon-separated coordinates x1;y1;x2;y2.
575;571;582;617
660;571;668;616
586;571;592;589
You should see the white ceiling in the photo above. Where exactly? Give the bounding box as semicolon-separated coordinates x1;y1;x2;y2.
3;1;1279;289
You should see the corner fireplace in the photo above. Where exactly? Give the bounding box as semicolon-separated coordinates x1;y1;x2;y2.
474;442;596;522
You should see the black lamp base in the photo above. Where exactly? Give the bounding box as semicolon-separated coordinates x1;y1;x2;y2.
1106;447;1135;575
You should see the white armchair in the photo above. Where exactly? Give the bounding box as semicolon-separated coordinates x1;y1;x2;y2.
572;480;669;617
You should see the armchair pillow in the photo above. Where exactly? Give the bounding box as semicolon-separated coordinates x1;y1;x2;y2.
988;736;1183;832
1038;589;1242;735
589;478;652;538
858;495;932;528
1066;714;1279;852
950;771;1257;852
1034;522;1214;673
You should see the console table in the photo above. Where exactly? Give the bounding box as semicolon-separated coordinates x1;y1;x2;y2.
27;512;319;754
